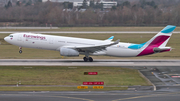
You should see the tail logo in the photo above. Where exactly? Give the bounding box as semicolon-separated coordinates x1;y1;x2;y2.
161;25;176;33
137;25;176;56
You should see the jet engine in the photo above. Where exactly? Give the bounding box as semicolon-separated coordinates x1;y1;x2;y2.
60;47;79;56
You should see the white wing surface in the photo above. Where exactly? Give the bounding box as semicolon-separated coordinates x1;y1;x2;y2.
63;39;120;53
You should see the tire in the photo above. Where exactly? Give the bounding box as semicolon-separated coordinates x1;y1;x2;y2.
19;50;22;54
83;57;88;62
89;57;93;62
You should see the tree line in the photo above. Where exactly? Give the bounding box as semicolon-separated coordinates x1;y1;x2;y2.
0;0;180;27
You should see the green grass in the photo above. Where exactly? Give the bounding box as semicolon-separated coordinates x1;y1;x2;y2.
0;33;180;59
0;87;128;91
0;66;150;86
1;26;180;31
0;66;147;91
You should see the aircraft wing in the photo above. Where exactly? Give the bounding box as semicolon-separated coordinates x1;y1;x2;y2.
63;39;120;53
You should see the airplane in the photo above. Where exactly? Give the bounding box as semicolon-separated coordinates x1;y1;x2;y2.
4;25;176;62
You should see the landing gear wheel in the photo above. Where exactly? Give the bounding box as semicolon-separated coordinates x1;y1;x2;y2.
83;57;88;62
19;50;22;54
89;57;93;62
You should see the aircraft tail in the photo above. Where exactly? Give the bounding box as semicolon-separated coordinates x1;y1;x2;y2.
137;25;176;56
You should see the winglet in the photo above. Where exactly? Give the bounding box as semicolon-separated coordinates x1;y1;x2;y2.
114;39;120;44
105;36;114;41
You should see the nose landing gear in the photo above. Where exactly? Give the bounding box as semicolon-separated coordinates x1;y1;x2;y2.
19;47;22;54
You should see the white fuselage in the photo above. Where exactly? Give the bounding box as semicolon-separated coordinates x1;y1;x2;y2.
4;33;140;57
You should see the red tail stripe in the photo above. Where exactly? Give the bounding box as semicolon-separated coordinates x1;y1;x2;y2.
137;35;170;56
149;35;170;46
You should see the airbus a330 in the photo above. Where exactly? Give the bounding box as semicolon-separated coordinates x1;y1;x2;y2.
4;25;176;62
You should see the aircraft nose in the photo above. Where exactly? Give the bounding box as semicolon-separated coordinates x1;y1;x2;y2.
4;36;9;42
4;37;7;41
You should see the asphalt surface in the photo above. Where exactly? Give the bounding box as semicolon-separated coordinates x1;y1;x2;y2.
0;27;59;29
0;91;180;101
0;31;180;34
0;59;180;66
125;66;180;91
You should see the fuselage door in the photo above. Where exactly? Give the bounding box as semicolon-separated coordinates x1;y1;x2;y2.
18;34;22;41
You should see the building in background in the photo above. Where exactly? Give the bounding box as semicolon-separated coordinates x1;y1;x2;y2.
98;1;117;8
42;0;117;9
73;1;90;7
0;0;117;9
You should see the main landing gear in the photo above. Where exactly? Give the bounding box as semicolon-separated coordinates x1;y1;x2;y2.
83;51;93;62
83;57;93;62
19;47;22;54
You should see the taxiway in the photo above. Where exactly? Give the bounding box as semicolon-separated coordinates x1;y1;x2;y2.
0;91;180;101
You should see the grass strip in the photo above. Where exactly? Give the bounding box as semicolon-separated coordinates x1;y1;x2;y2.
0;66;150;86
0;86;128;91
0;26;180;31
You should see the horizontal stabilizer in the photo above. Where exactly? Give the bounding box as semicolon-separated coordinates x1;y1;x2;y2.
153;47;171;53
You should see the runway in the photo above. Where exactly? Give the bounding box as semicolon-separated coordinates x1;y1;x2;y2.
0;27;59;29
0;31;180;34
0;59;180;66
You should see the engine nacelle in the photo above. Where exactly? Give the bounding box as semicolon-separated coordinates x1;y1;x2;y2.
60;47;79;56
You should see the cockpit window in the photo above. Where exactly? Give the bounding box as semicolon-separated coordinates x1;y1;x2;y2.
9;35;13;37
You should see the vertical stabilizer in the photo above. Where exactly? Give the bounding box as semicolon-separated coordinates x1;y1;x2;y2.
137;25;176;56
145;25;176;47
